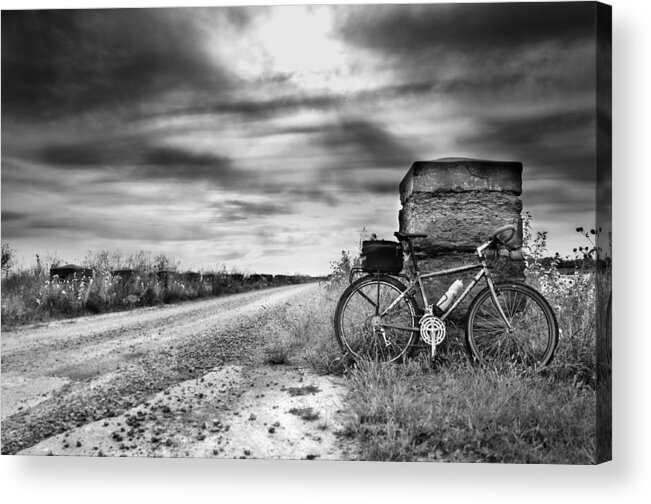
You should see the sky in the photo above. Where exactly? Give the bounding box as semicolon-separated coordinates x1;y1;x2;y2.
1;2;604;276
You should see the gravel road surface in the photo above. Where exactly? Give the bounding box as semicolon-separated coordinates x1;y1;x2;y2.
1;284;354;459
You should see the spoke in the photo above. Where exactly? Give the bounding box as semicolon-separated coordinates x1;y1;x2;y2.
468;286;555;368
356;288;378;310
338;278;415;363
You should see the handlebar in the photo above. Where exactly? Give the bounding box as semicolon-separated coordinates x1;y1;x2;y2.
392;224;522;259
476;224;522;259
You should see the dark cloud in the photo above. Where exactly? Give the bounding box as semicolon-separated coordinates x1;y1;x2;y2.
278;188;339;207
523;183;595;215
311;119;412;171
461;109;596;182
336;2;595;55
149;92;342;122
1;210;26;222
334;3;596;108
4;208;210;243
260;247;293;258
38;137;142;166
36;138;238;185
360;179;401;195
212;250;249;262
211;200;291;222
1;8;231;120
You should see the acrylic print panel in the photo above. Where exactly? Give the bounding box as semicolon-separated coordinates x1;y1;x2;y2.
1;2;611;463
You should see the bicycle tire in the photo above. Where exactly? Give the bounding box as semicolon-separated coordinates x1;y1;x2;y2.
334;275;419;363
465;282;558;368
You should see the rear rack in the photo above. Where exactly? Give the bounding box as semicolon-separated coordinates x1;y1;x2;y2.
349;267;365;284
348;267;411;284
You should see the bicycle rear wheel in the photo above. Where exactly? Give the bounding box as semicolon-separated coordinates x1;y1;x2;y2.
334;275;419;363
465;282;558;368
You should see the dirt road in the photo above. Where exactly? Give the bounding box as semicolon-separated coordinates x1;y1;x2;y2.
1;284;354;459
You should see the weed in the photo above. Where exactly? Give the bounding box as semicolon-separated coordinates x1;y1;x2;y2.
286;385;321;396
263;341;293;365
289;407;320;421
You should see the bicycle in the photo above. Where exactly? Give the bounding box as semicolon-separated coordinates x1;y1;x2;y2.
333;224;559;368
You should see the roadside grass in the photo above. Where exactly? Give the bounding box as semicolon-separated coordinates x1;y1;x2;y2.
1;250;315;329
260;285;347;375
343;358;594;463
271;282;596;464
266;221;602;463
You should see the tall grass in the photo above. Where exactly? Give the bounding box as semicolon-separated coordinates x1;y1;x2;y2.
343;358;595;463
283;220;602;463
262;283;347;375
523;216;598;386
1;248;314;329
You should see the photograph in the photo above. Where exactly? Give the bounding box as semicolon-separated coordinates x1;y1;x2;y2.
2;1;611;468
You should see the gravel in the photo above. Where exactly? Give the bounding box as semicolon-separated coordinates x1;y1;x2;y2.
2;284;352;458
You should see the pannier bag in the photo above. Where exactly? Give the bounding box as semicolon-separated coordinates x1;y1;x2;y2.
361;240;404;274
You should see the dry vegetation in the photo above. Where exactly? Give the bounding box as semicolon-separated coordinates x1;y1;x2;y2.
262;219;607;463
1;248;313;329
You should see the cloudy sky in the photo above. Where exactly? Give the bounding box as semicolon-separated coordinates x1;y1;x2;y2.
1;2;602;275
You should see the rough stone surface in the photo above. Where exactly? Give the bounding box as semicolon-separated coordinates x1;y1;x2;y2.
399;191;523;253
399;158;523;205
399;159;524;320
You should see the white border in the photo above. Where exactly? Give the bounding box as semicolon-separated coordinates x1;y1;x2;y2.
1;0;649;502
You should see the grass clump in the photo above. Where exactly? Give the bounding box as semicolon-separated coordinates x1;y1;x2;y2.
259;283;349;375
289;407;320;421
343;358;595;463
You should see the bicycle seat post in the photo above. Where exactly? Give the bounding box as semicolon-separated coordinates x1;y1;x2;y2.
406;238;421;273
394;232;425;274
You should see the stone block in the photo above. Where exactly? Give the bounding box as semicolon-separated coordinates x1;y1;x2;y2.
399;191;523;253
400;158;522;205
399;158;525;322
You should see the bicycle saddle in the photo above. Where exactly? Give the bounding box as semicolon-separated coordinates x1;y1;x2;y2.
394;231;428;240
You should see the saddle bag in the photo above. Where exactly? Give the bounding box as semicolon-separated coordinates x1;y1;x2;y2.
361;240;404;274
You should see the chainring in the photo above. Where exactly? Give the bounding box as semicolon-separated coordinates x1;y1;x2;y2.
419;314;446;346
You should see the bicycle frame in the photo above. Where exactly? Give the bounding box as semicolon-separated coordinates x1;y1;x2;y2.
378;241;514;332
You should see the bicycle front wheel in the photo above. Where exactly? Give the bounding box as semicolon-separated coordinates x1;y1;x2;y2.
334;275;419;363
465;282;558;368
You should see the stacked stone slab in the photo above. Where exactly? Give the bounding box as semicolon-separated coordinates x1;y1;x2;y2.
399;158;524;317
